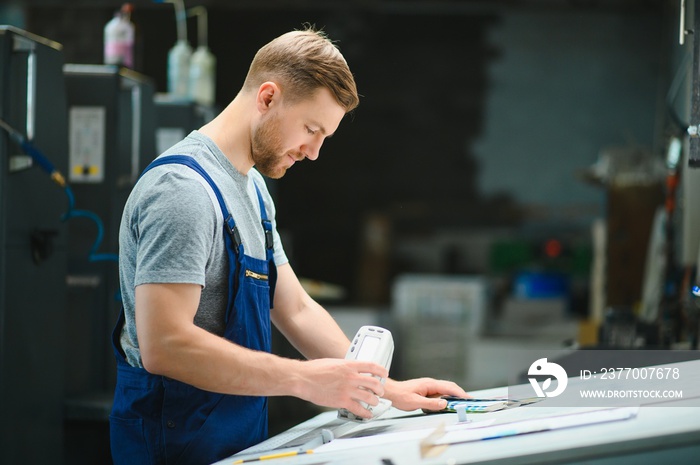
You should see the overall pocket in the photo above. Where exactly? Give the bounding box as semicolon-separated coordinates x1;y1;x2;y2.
109;416;152;465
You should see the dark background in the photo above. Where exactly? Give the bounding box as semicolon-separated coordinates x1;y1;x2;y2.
10;0;673;308
1;1;688;461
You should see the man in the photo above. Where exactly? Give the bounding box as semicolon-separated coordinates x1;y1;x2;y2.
110;27;468;465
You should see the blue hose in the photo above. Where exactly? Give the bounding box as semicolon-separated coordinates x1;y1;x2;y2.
1;118;118;263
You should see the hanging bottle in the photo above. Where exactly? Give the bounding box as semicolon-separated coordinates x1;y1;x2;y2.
168;39;192;98
165;0;191;99
189;46;215;106
187;6;216;106
103;3;134;68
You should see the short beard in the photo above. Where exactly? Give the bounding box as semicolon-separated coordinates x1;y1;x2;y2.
251;113;286;179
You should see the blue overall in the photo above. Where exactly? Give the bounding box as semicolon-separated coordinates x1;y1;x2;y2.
110;155;277;465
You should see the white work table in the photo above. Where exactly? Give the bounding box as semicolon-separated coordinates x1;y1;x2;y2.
214;358;700;465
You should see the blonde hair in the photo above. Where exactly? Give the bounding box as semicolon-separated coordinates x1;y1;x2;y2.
243;27;359;112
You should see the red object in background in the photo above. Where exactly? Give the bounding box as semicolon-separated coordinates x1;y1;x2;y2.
544;238;562;258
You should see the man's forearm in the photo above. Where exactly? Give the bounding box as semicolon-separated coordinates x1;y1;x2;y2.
142;322;310;397
271;263;352;360
143;323;390;419
273;294;351;360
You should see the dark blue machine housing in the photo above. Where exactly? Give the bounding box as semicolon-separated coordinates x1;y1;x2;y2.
0;26;69;465
61;64;156;425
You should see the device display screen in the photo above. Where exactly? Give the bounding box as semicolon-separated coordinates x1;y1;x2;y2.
357;335;381;361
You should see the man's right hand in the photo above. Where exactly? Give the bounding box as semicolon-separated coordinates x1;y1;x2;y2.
290;358;388;419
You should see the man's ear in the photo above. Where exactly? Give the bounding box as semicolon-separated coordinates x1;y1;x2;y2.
256;81;280;114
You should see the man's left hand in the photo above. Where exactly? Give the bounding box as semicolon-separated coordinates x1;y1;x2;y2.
383;377;469;412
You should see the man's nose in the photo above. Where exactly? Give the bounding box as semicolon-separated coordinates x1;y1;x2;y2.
302;139;323;161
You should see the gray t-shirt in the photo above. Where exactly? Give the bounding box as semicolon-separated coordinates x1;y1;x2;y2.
118;130;288;368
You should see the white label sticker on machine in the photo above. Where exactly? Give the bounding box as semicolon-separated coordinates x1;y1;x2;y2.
69;106;106;183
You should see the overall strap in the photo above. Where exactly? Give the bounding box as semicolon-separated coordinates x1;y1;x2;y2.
253;183;277;306
140;155;279;317
253;183;274;257
142;155;243;249
141;155;244;322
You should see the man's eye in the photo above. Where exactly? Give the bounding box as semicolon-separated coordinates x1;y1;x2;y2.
306;126;316;135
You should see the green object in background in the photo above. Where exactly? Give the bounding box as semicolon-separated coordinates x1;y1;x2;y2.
489;240;592;276
489;241;533;273
571;243;593;276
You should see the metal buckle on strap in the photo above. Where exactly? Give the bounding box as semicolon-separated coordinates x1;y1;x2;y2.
262;220;274;250
225;214;242;248
265;230;274;250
